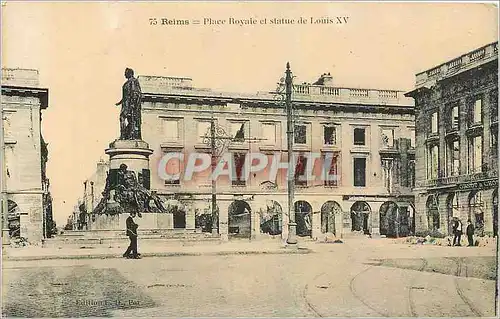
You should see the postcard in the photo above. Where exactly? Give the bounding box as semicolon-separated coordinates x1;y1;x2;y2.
1;1;498;317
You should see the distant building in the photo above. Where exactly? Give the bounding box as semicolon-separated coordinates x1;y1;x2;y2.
1;68;52;242
71;159;109;230
406;42;498;237
134;71;415;240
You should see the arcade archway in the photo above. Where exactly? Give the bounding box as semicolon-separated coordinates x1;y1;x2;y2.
469;191;485;236
295;201;312;237
426;195;439;231
379;201;398;237
321;201;342;235
229;200;252;238
350;201;371;234
446;193;460;235
195;203;219;233
8;200;20;238
260;200;283;236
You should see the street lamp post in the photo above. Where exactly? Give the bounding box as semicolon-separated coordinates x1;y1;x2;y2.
1;102;9;245
204;106;266;237
210;112;219;236
285;62;298;245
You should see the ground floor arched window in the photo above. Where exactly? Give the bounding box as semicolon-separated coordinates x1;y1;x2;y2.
229;200;252;238
447;193;460;235
426;195;440;231
295;201;313;237
260;200;282;236
469;191;485;236
321;201;342;235
350;201;371;234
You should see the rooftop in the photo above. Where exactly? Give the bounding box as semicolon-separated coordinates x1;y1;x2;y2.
138;73;414;107
1;68;40;87
415;41;498;88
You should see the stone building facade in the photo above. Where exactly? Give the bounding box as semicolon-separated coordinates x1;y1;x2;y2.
135;72;415;241
406;42;498;237
1;68;52;243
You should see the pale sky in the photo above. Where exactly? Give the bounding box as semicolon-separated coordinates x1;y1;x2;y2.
1;1;498;226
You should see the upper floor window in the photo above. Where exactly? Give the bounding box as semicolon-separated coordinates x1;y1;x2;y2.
261;122;277;146
353;157;366;187
381;128;395;148
451;105;459;131
491;129;498;156
196;120;211;144
323;125;337;145
431;111;438;134
232;152;246;186
230;121;248;143
163;119;180;142
294;124;307;144
323;153;339;187
409;130;415;148
427;144;439;180
468;135;483;174
446;139;460;176
353;128;366;146
408;160;416;188
473;97;482;124
294;154;308;186
164;152;181;185
381;158;394;192
491;90;498;123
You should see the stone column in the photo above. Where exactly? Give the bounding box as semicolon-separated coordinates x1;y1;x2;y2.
185;202;196;231
251;211;260;240
282;206;290;242
438;193;449;234
483;189;495;235
414;193;428;233
311;210;322;240
370;202;382;236
218;200;230;241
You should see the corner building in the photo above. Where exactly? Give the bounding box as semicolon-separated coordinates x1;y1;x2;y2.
1;68;51;243
406;42;498;237
139;73;416;241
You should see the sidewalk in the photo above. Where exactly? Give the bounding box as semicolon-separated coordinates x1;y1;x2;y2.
2;240;313;261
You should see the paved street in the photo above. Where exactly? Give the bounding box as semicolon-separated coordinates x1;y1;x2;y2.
2;239;497;317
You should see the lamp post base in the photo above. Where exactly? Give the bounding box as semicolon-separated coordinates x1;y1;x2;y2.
2;229;10;246
212;228;219;236
286;222;298;245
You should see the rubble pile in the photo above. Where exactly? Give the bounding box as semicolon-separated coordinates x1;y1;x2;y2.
396;235;497;247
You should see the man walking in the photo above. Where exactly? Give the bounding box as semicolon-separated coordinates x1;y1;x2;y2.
123;212;141;259
453;218;463;246
466;219;475;247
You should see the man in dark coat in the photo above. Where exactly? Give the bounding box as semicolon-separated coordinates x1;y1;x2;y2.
451;218;458;245
123;212;141;259
453;218;463;246
466;219;475;247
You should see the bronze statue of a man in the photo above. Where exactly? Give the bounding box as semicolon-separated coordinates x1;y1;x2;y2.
116;68;142;140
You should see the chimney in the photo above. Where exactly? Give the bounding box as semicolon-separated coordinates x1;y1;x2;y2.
96;159;109;182
313;72;333;86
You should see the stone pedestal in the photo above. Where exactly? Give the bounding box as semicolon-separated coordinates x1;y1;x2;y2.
88;213;173;230
105;139;154;180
